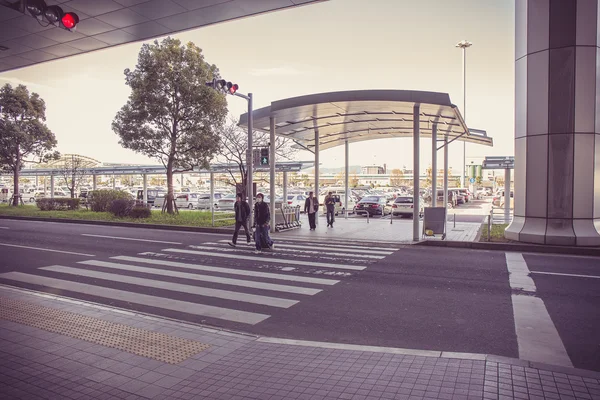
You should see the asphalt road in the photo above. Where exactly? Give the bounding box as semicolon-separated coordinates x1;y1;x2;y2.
0;219;598;372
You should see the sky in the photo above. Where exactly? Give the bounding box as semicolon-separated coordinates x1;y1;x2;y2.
0;0;515;173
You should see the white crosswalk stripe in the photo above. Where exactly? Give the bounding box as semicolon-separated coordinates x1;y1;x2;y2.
219;238;400;251
41;265;298;308
0;271;270;325
192;244;386;259
0;238;394;326
79;259;325;295
161;248;367;271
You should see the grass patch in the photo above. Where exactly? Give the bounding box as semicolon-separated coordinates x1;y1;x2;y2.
0;204;234;228
480;223;510;242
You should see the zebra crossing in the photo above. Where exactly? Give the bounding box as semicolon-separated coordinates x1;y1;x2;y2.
0;239;398;326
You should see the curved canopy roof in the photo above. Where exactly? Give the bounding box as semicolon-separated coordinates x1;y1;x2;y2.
239;90;493;151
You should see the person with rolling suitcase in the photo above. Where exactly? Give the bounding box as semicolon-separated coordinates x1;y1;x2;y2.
253;193;274;253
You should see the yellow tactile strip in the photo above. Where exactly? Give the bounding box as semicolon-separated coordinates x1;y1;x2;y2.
0;297;210;364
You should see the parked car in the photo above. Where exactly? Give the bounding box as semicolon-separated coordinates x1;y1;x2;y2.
196;193;224;209
493;191;514;207
35;190;69;199
457;188;471;203
137;189;166;206
216;194;236;211
354;195;391;217
391;196;424;218
175;193;199;209
286;194;306;209
450;189;465;205
436;189;458;208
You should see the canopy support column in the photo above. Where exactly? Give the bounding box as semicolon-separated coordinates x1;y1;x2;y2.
431;124;438;207
92;174;96;191
270;116;276;233
444;135;449;211
504;168;511;222
413;104;420;241
314;131;320;226
50;175;54;199
344;139;349;219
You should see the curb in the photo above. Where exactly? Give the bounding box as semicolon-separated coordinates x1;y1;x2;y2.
414;239;600;257
0;215;234;234
3;284;599;380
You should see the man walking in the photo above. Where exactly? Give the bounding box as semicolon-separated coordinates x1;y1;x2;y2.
253;193;274;253
304;191;318;230
229;192;251;247
325;191;335;228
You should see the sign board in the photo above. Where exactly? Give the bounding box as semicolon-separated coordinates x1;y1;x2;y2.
470;178;476;184
252;149;261;167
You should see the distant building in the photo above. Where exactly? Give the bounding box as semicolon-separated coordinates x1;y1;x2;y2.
361;165;385;175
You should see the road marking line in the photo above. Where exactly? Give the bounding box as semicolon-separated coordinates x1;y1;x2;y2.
0;271;269;325
0;242;95;257
194;244;385;259
530;271;600;279
257;337;441;357
81;259;323;295
505;252;573;367
42;265;297;308
0;227;9;229
161;248;367;271
113;256;338;286
81;234;181;245
217;239;398;252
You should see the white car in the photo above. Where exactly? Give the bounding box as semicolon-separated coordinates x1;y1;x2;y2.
175;193;199;209
285;194;306;209
216;194;236;211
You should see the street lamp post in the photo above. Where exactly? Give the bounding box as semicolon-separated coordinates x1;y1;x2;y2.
456;39;472;188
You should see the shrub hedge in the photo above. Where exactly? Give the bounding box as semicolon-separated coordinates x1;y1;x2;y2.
128;206;152;219
109;199;134;218
36;198;80;211
87;190;132;212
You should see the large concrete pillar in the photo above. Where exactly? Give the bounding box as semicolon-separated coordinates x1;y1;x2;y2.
506;0;600;246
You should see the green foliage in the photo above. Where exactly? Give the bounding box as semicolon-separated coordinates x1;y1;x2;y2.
112;37;228;214
108;198;135;217
129;205;151;219
0;84;59;206
88;190;132;212
480;223;510;242
36;198;80;211
0;204;233;227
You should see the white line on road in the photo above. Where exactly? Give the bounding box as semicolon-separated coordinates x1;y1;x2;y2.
113;256;338;286
217;239;398;252
0;242;95;257
81;259;323;295
505;252;573;368
0;271;269;325
530;271;600;279
0;227;9;229
42;265;297;308
194;244;385;259
161;248;367;271
81;234;181;245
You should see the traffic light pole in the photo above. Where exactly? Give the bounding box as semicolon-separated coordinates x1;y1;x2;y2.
235;92;254;227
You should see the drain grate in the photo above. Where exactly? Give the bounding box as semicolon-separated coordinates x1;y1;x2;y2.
0;297;210;364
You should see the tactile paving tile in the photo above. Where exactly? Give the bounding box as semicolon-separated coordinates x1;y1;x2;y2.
0;297;210;364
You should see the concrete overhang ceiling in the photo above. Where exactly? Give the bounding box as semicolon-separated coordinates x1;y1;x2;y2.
0;0;327;73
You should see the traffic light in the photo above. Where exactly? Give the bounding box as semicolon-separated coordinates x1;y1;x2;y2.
205;78;239;95
260;148;269;166
18;0;79;31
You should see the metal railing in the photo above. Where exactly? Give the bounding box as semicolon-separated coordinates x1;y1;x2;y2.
276;205;301;232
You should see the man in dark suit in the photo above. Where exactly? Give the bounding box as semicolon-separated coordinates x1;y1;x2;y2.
304;191;319;230
229;192;251;247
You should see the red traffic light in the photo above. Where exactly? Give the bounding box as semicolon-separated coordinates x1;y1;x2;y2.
228;83;239;94
61;12;79;30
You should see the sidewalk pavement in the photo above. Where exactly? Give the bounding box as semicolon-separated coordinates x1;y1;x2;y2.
1;285;599;400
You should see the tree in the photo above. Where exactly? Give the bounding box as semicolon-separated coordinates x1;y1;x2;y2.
215;117;297;199
58;155;90;198
350;174;359;187
0;84;59;206
390;169;404;187
112;37;227;214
